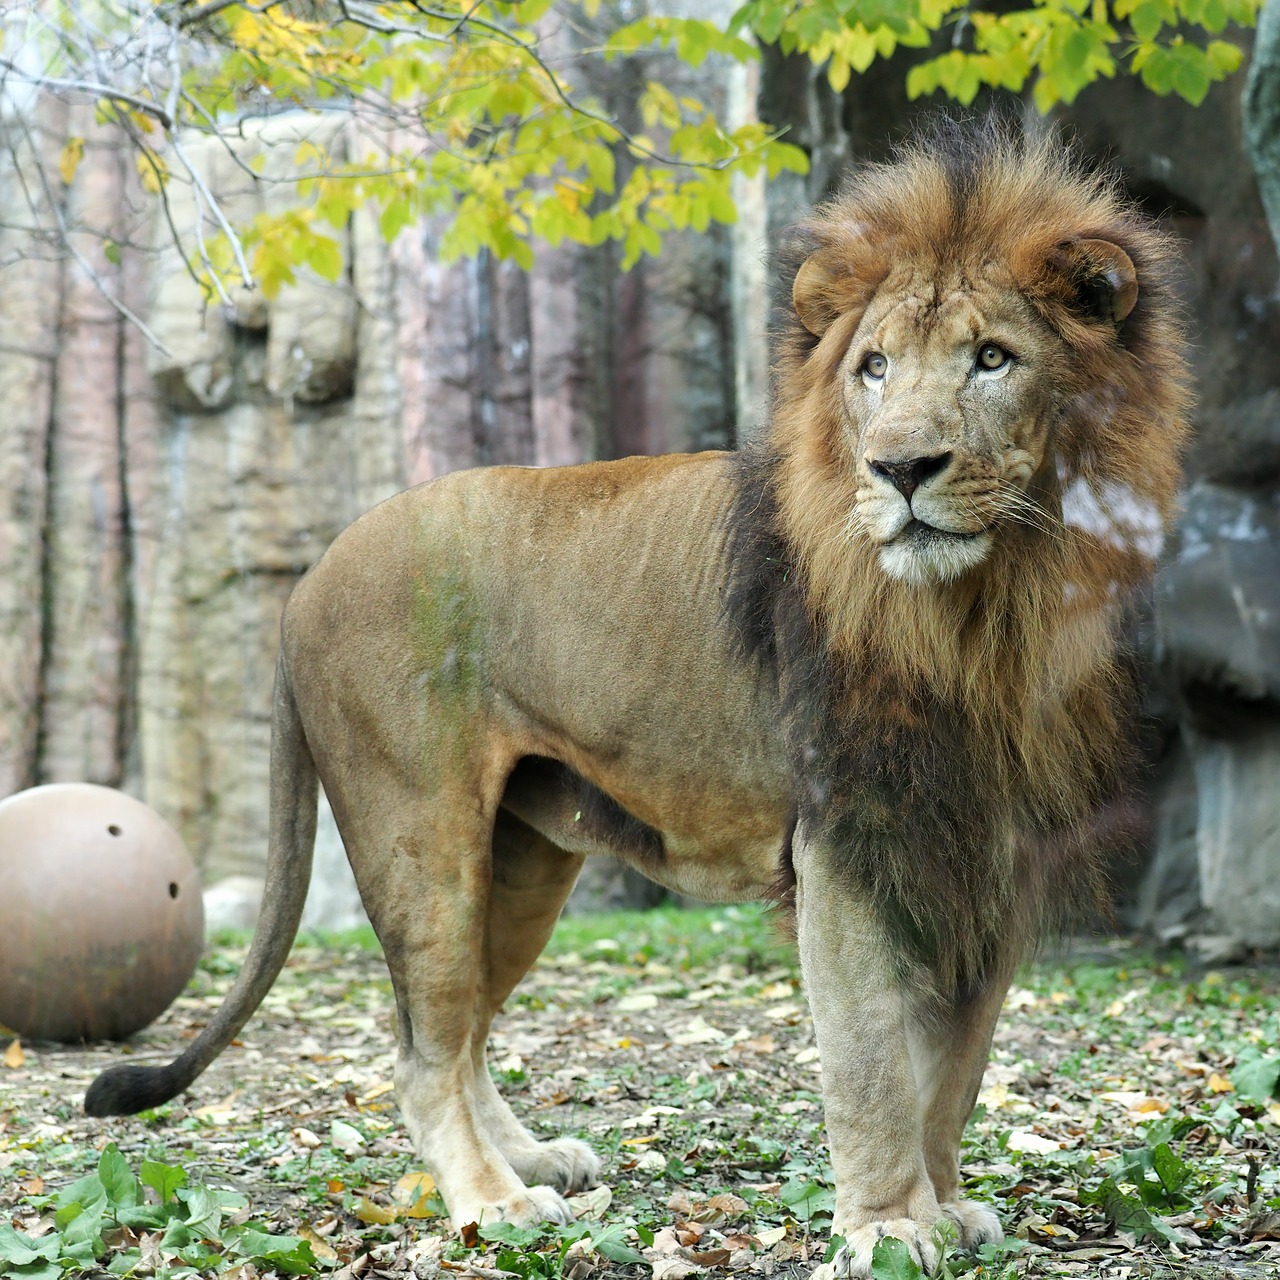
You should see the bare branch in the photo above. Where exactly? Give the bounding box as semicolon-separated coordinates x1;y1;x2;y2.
12;110;173;357
0;59;175;130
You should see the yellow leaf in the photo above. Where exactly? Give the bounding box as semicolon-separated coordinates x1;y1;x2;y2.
136;150;169;194
358;1081;395;1104
393;1171;436;1203
1208;1072;1235;1093
59;137;85;186
1105;999;1125;1017
2;1039;25;1069
355;1196;398;1225
297;1226;339;1263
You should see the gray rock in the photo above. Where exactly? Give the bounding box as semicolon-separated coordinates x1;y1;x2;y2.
1156;482;1280;705
1187;719;1280;949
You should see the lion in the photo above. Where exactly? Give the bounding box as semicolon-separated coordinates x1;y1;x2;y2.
85;119;1190;1277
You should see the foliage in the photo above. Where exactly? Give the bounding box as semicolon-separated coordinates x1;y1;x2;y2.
0;1144;321;1279
0;0;1258;316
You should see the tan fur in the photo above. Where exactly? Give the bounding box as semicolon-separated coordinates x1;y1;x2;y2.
85;123;1189;1279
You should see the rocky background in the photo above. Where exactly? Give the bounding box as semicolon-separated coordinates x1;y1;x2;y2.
1;21;1278;947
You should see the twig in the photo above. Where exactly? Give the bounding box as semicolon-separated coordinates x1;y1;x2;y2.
0;60;174;130
13;111;173;357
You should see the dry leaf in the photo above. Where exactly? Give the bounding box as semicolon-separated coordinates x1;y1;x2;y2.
298;1225;340;1263
687;1248;731;1266
617;993;659;1012
755;1226;788;1247
330;1119;366;1154
354;1196;397;1225
1207;1072;1235;1094
652;1260;703;1280
3;1040;26;1069
1243;1212;1280;1241
1005;1130;1062;1154
567;1184;612;1220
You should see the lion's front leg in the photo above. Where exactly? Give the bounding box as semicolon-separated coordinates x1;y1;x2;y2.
795;844;955;1280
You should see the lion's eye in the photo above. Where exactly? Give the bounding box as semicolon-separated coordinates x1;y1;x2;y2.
862;352;888;380
976;343;1009;371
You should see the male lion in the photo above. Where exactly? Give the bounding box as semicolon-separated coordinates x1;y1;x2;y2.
86;120;1190;1277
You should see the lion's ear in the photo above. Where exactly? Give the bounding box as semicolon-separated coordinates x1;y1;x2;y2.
792;255;838;336
1055;238;1139;325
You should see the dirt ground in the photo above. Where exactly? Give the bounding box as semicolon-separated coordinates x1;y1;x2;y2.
3;910;1280;1279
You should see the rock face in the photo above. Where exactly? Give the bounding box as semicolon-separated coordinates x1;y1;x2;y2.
1061;69;1280;951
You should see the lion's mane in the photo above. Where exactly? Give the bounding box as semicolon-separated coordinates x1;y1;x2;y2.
727;119;1192;994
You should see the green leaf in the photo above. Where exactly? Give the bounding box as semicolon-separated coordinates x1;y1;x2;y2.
1232;1048;1280;1101
1151;1141;1194;1205
869;1234;926;1280
306;233;344;281
97;1146;139;1203
0;1224;60;1268
232;1227;318;1275
140;1159;188;1204
779;1176;834;1222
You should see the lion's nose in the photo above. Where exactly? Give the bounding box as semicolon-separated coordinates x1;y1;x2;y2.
868;452;952;499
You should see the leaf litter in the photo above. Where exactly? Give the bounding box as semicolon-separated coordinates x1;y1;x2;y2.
1;906;1279;1278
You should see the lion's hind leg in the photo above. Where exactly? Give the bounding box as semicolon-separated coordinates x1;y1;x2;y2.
475;810;599;1195
336;772;578;1232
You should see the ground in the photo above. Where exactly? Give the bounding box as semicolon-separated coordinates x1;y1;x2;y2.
2;904;1280;1280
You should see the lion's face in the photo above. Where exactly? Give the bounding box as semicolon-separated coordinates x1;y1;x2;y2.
839;272;1061;586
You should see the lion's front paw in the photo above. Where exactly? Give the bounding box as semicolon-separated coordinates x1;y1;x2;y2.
509;1137;600;1195
453;1184;575;1231
811;1221;940;1279
940;1199;1002;1250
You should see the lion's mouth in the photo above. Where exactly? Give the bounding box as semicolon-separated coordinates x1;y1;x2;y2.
896;518;985;544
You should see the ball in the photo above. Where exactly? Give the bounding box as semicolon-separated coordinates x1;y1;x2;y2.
0;784;204;1042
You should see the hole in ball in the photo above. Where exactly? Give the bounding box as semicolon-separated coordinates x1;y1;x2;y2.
107;824;122;836
169;882;180;899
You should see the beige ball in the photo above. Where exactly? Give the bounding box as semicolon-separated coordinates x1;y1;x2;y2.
0;784;203;1042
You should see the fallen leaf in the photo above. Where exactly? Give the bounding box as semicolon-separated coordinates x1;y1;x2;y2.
192;1092;239;1122
394;1171;437;1202
652;1261;703;1280
1207;1072;1235;1094
2;1040;24;1069
355;1196;397;1225
567;1183;612;1220
687;1248;731;1266
1006;1130;1063;1153
671;1016;726;1046
755;1226;788;1247
1243;1212;1280;1242
298;1225;340;1263
330;1119;366;1154
617;993;659;1012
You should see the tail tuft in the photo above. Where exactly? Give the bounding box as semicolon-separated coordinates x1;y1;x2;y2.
85;1063;188;1117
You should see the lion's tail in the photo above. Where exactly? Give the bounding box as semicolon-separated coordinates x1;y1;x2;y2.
85;651;317;1117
